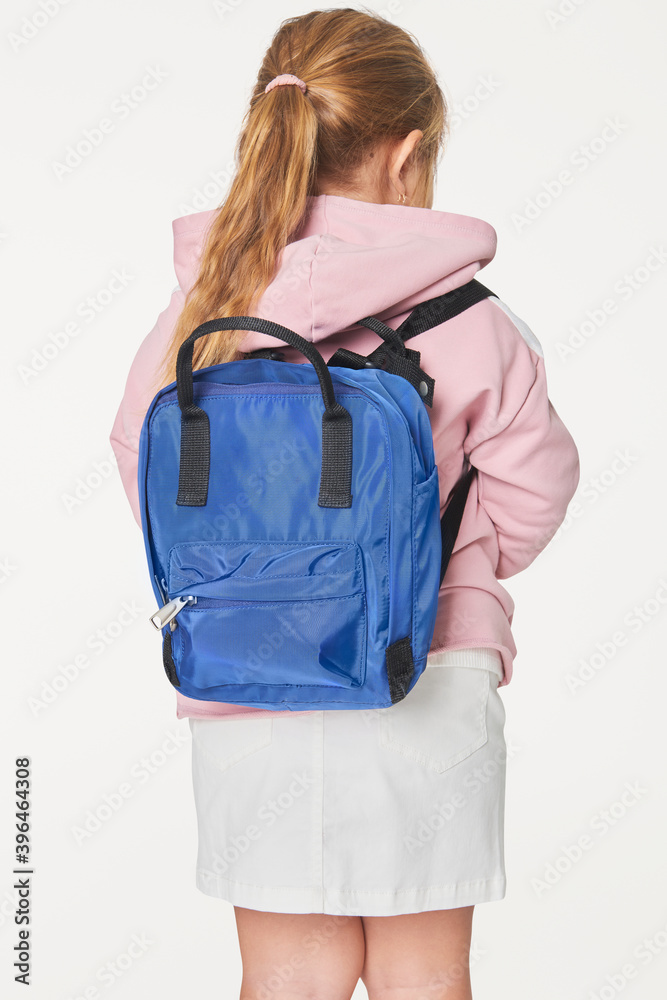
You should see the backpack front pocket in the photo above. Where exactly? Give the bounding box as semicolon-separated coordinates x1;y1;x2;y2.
165;540;367;691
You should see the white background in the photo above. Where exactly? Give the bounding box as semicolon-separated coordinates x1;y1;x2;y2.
2;0;666;997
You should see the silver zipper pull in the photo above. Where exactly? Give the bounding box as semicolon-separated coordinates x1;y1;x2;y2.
150;595;196;631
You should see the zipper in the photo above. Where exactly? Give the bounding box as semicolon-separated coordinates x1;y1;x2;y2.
149;592;319;631
174;596;300;607
150;595;197;630
158;382;370;405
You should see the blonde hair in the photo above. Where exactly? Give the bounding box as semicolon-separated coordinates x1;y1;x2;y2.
149;5;448;396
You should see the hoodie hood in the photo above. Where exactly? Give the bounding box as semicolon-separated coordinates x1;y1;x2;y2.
171;193;497;355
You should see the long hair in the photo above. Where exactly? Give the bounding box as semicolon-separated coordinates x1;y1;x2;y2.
149;5;448;396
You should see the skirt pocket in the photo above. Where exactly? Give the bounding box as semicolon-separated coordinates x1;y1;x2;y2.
377;664;491;773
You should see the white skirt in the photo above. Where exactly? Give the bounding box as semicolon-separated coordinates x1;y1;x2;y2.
188;647;507;916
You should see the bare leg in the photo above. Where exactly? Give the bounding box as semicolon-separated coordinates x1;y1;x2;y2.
234;905;365;1000
359;905;475;1000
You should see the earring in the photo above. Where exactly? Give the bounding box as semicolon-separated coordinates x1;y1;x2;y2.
397;192;407;204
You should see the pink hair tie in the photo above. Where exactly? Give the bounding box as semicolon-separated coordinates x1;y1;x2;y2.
264;73;307;95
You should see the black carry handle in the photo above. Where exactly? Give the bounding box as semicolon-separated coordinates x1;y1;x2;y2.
338;315;436;407
439;459;476;586
175;316;353;508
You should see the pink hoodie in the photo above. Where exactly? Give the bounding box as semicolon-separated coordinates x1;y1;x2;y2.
109;193;580;719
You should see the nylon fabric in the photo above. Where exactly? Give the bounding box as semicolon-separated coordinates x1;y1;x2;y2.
138;358;441;709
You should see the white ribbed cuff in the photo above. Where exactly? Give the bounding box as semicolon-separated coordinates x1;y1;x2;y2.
426;646;503;679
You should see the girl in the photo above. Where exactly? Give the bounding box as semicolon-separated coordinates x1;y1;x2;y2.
110;8;579;999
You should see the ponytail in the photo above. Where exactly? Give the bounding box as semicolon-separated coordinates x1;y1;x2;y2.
149;6;446;396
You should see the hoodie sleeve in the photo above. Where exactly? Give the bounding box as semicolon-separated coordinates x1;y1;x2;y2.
109;286;185;529
465;301;580;581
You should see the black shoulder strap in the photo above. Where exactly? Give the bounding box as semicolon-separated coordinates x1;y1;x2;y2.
396;277;495;342
403;278;496;585
326;278;495;407
350;277;496;588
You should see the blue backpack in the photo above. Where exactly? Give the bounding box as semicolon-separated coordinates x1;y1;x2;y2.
138;278;494;710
